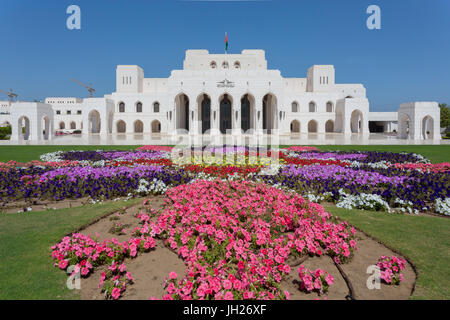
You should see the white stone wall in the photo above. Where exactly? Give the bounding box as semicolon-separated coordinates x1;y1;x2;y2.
398;102;440;141
10;102;54;141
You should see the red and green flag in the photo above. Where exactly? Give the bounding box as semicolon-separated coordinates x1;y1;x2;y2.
225;32;228;53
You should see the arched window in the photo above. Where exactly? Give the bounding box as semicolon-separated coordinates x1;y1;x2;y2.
291;102;298;113
70;121;76;129
234;61;241;69
326;101;333;113
210;61;217;69
309;101;316;113
119;102;125;113
59;122;65;130
153;102;160;113
136;102;142;113
222;61;229;69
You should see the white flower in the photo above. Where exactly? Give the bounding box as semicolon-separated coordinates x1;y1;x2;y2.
336;189;391;212
40;151;64;162
136;178;168;195
435;198;450;216
305;192;333;203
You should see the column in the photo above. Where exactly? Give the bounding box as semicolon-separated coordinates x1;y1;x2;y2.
255;96;263;135
171;106;176;135
233;95;241;135
344;116;352;136
190;108;198;135
300;120;308;134
210;97;220;136
49;120;54;140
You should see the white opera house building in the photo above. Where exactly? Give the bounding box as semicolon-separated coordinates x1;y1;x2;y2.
0;49;441;143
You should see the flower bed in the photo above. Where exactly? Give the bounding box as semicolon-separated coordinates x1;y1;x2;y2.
0;146;448;215
52;180;357;300
377;256;407;285
297;266;334;295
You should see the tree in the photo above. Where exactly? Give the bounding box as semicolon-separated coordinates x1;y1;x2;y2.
439;103;450;128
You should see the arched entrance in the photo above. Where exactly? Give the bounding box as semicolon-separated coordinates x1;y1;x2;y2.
308;120;318;133
18;116;30;140
197;94;211;134
88;110;101;133
325;120;334;132
42;116;50;140
134;120;143;133
175;93;189;132
241;94;254;133
263;93;277;133
70;121;76;130
116;120;126;133
220;94;232;134
59;122;65;130
422;115;434;140
350;109;363;133
151;120;161;133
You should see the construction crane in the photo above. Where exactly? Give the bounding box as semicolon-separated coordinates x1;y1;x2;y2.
0;88;18;103
71;78;95;97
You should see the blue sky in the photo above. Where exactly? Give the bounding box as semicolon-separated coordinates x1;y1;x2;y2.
0;0;449;111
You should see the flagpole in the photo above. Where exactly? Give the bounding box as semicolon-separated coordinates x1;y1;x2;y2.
225;32;228;54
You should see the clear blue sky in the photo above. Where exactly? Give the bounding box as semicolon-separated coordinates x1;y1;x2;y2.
0;0;449;111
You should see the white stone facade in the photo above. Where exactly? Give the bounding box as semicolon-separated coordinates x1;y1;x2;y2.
398;102;441;141
2;49;441;142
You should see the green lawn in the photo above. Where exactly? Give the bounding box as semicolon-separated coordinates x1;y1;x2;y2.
0;199;139;300
315;145;450;163
325;206;450;300
0;145;449;163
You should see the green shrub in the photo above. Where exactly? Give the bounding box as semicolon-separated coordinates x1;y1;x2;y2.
0;126;11;135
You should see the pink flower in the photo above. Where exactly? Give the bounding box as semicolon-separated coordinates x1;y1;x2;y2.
81;267;89;276
233;279;242;291
284;290;290;300
325;274;334;286
223;279;232;290
126;272;134;282
169;272;178;280
223;291;234;300
111;287;121;300
183;281;193;295
58;259;69;270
